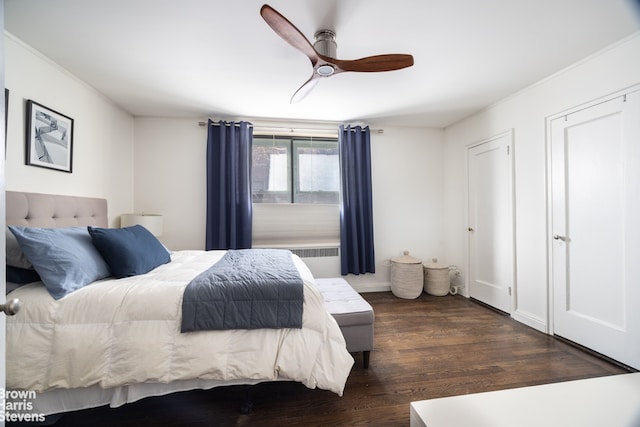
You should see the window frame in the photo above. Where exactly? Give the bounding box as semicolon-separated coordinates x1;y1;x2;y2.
252;134;339;205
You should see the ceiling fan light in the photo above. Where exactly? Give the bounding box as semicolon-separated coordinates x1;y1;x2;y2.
316;64;335;76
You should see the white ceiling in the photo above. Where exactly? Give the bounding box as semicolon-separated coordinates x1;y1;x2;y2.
4;0;639;128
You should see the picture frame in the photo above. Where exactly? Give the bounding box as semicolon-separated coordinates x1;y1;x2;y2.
26;100;74;173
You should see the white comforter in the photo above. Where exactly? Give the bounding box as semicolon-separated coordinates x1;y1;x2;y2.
6;250;354;396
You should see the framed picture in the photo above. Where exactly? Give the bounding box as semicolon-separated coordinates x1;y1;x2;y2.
26;100;74;173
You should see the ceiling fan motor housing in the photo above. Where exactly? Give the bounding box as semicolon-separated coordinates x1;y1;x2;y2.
314;30;337;58
314;30;337;76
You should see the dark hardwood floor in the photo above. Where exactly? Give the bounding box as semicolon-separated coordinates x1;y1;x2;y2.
38;292;628;426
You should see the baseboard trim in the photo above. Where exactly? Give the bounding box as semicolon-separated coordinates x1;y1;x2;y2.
512;309;547;333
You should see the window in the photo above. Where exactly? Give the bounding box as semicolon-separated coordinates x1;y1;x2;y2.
252;135;339;204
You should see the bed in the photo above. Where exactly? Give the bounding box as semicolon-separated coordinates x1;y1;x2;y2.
4;191;354;416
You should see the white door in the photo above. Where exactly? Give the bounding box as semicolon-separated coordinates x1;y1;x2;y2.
1;3;7;424
467;131;514;313
551;90;640;369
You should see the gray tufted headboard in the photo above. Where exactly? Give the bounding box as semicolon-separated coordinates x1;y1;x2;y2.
6;191;108;228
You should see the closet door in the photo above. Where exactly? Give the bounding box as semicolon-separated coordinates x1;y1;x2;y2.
467;131;514;313
550;90;640;369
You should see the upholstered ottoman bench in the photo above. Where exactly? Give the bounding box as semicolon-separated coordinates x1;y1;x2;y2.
315;278;374;369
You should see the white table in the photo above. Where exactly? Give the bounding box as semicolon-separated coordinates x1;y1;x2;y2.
410;373;640;427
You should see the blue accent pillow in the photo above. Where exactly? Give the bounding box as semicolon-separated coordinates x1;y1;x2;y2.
6;266;42;294
7;266;41;284
8;226;112;300
87;225;171;278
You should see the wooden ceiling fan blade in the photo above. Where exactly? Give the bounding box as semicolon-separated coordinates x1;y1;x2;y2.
333;54;414;73
290;75;320;104
260;4;319;65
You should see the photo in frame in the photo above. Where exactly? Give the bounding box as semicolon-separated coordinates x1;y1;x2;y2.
26;100;74;173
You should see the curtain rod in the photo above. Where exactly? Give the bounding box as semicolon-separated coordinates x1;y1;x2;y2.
197;121;384;134
198;121;252;127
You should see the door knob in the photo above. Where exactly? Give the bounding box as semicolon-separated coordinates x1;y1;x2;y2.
553;234;567;242
0;298;21;316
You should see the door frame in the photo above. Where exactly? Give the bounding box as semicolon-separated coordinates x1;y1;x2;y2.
545;84;640;334
465;129;516;313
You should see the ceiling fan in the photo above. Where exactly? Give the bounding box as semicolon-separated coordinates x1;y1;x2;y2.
260;4;414;103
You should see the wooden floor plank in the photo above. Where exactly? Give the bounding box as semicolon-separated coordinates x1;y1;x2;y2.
49;293;629;426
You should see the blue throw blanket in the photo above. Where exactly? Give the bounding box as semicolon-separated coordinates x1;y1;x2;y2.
181;249;304;332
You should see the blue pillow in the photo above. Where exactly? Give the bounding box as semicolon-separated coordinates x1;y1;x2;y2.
87;225;171;278
6;266;41;284
8;226;111;300
6;266;42;295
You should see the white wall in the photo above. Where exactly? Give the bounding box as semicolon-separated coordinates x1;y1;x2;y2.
4;34;134;227
351;125;445;292
443;32;640;332
133;118;207;250
134;119;446;292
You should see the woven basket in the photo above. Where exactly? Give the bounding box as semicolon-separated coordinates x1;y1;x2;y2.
390;251;423;299
423;262;451;296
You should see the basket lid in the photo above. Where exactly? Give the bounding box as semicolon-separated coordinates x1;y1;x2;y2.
424;262;449;270
391;250;421;264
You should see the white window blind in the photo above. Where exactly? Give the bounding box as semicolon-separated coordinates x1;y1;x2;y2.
252;204;340;247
